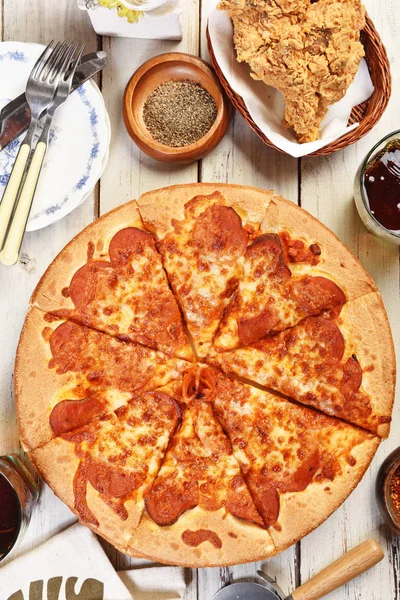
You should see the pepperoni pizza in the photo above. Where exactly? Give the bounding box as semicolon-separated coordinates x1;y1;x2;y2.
16;184;395;567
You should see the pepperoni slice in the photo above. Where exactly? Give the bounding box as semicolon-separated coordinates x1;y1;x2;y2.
249;483;281;528
247;446;320;527
341;356;363;399
146;478;198;526
192;205;247;256
49;397;105;435
238;306;280;346
109;227;156;266
246;233;291;281
147;391;182;426
290;276;346;317
225;476;265;527
86;459;144;498
295;316;345;360
50;321;89;373
69;261;112;309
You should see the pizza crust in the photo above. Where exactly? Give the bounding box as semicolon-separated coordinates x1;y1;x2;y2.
30;200;142;313
30;438;144;552
270;435;380;551
262;195;377;301
137;183;275;238
128;506;276;567
337;292;396;438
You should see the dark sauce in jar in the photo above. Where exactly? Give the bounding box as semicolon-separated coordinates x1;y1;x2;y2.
363;139;400;231
0;473;20;559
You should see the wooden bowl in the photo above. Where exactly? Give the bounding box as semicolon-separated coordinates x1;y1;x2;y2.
123;52;231;164
376;447;400;535
207;14;391;157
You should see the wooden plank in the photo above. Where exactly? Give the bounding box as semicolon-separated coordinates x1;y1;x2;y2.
299;0;400;598
99;2;200;217
98;1;201;577
196;2;300;598
0;0;99;558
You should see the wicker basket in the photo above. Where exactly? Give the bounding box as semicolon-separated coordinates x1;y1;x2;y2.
207;14;391;157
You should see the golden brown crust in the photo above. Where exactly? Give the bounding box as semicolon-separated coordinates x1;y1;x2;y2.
29;439;143;552
137;183;275;238
262;195;377;300
270;436;380;551
30;200;142;313
128;507;276;567
337;293;396;438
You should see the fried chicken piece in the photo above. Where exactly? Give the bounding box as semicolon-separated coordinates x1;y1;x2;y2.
218;0;365;142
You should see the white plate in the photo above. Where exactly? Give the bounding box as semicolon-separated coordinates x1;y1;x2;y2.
0;41;111;231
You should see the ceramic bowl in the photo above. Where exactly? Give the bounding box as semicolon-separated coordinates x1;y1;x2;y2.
123;52;231;164
376;447;400;535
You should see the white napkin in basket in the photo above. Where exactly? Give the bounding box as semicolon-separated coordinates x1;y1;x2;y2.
1;523;186;600
208;6;375;158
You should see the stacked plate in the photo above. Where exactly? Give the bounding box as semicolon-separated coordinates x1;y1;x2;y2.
0;41;110;232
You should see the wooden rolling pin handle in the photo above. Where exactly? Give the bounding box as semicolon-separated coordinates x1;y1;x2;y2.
291;539;384;600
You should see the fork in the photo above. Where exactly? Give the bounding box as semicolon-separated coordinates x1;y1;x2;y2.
0;41;68;251
0;42;84;266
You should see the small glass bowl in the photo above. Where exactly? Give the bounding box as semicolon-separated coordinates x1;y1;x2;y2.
354;129;400;245
376;447;400;535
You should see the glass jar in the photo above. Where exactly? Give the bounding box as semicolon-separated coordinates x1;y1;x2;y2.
376;447;400;536
354;130;400;245
0;455;40;562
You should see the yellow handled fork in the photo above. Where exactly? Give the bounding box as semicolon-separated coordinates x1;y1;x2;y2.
0;42;84;266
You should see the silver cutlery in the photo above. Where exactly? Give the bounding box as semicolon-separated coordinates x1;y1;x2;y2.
0;41;84;265
0;50;107;152
0;41;65;252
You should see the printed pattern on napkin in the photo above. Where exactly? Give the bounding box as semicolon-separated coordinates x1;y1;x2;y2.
1;524;131;600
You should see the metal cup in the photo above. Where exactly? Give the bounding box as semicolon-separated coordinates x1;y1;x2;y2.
0;454;40;562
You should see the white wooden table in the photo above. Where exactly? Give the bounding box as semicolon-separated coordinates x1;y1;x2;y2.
0;1;399;598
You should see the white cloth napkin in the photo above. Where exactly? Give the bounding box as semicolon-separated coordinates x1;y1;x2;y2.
208;5;375;158
1;523;186;600
120;567;187;600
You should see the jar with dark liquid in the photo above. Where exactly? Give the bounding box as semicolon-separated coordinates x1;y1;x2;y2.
354;130;400;244
0;455;40;562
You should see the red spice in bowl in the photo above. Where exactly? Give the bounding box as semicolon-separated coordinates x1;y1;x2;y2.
376;448;400;535
390;466;400;520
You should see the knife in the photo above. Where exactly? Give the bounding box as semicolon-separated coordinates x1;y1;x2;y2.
0;50;107;152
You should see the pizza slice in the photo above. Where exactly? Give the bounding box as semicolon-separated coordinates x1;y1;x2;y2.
30;200;193;360
260;194;377;299
137;184;273;359
213;231;346;351
210;293;395;437
207;368;380;551
30;388;181;552
214;193;377;353
128;368;275;566
15;308;190;450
